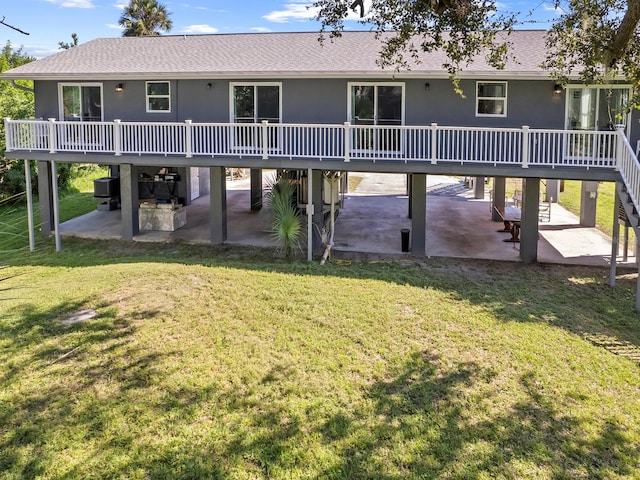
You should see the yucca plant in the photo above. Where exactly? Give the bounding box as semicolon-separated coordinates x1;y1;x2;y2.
265;174;302;258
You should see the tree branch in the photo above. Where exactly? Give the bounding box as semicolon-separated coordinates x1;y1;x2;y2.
0;17;29;35
606;0;640;67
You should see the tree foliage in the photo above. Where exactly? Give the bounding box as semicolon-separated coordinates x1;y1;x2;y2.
313;0;516;84
0;42;35;199
543;0;640;106
119;0;173;37
58;33;79;50
314;0;640;106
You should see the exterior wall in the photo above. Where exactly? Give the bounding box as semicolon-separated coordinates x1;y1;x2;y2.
33;77;640;150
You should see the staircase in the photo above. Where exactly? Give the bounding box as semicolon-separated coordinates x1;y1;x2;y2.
617;182;640;237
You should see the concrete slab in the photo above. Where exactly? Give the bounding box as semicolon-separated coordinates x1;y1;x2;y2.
58;172;636;267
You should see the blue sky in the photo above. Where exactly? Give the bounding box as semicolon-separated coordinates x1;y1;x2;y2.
1;0;562;58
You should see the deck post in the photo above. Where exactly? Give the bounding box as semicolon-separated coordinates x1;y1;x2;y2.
311;169;323;251
185;120;193;158
520;177;540;263
261;121;269;160
410;173;426;255
37;160;54;236
50;160;61;252
113;119;122;156
344;122;351;162
580;181;599;227
4;118;12;152
473;177;485;199
609;186;621;287
492;177;506;221
521;125;530;168
119;164;139;241
250;169;262;211
48;118;57;153
24;159;35;251
307;168;313;262
210;166;227;244
430;123;438;164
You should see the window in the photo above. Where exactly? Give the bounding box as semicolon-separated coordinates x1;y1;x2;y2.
566;86;630;131
230;83;281;151
146;81;171;112
231;83;281;124
476;82;507;117
59;83;103;121
348;82;404;151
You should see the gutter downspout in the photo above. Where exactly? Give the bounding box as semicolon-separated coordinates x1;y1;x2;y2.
11;80;34;93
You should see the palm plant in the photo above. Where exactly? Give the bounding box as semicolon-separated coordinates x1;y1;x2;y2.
265;174;302;258
119;0;173;37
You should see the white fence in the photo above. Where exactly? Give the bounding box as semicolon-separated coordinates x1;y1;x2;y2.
4;118;621;169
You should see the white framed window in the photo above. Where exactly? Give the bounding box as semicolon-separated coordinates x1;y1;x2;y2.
347;82;405;126
58;83;103;121
565;85;631;132
476;81;507;117
229;83;282;151
347;82;405;152
146;81;171;113
229;82;282;124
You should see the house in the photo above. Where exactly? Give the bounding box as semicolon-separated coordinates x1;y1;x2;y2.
2;31;639;273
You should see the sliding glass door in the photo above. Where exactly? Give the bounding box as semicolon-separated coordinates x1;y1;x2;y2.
349;83;404;152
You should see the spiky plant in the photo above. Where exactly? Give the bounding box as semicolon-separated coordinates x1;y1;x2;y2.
266;175;302;258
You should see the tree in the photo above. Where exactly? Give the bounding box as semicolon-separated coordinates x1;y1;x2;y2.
313;0;640;105
119;0;173;37
0;42;35;198
543;0;640;106
58;33;79;50
313;0;516;88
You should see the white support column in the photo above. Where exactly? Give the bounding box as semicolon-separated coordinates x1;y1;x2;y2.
344;122;351;162
609;186;621;287
261;120;269;160
24;159;35;252
521;125;530;168
4;118;12;152
48;118;57;154
50;160;62;252
113;119;122;156
185;119;193;158
430;123;438;164
307;168;314;262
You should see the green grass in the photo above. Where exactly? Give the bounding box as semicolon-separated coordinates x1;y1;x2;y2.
558;180;616;236
0;169;639;478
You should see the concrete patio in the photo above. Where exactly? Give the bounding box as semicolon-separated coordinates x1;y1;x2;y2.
59;173;637;267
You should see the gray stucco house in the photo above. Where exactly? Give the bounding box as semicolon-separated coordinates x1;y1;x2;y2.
2;30;639;273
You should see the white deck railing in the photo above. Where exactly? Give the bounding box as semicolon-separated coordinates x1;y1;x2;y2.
6;117;637;223
4;118;620;169
616;132;640;216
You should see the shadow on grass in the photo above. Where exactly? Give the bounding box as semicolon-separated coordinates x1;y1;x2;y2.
7;236;640;362
0;283;638;478
220;352;638;478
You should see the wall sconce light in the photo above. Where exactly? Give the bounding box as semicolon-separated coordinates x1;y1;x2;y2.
424;82;431;91
115;83;124;92
553;83;562;95
206;82;213;90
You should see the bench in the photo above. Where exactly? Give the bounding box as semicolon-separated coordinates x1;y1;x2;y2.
494;205;521;242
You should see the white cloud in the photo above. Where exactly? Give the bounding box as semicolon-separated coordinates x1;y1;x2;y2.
106;23;124;30
263;3;318;23
182;24;219;34
250;27;272;33
45;0;95;7
113;2;127;9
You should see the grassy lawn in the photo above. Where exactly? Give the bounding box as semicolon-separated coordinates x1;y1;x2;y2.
0;169;639;478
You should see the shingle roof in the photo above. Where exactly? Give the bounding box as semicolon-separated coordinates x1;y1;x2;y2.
2;30;551;80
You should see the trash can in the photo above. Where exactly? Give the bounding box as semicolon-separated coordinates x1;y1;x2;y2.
401;228;410;252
